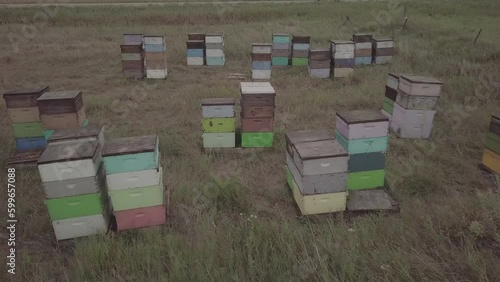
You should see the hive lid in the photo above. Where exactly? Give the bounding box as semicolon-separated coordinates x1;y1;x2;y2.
373;37;393;42
240;82;275;95
144;35;164;38
102;135;158;157
3;86;49;97
38;140;99;164
492;114;500;121
123;33;144;36
37;91;82;101
330;40;354;45
48;126;103;142
201;98;235;106
206;32;224;37
252;43;272;47
400;75;442;85
336;110;389;124
286;129;333;145
294;140;348;160
272;33;290;37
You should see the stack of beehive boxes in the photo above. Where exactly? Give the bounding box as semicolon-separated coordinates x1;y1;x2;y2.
390;75;443;139
205;33;225;66
102;135;167;231
3;87;49;151
201;98;236;148
330;40;355;78
372;37;394;65
187;33;205;66
37;91;88;141
38;131;109;241
353;33;373;66
308;49;331;78
381;73;401;119
482;114;500;174
291;35;310;66
271;33;291;67
240;82;275;148
285;130;349;215
121;34;145;79
251;43;272;80
144;35;167;79
335;110;389;191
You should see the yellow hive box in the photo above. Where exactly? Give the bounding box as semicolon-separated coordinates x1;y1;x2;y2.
290;170;347;215
482;149;500;174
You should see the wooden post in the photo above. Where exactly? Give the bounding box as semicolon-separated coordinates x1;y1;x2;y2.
474;29;482;45
402;17;409;30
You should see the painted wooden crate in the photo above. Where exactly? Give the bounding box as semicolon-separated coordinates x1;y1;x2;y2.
45;192;106;221
52;206;110;241
15;137;46;151
109;174;164;211
482;149;500;173
399;75;443;97
41;106;87;130
8;107;40;123
3;86;49;108
348;152;385;173
115;204;166;231
241;132;274;148
38;139;101;182
12;122;44;138
203;133;236;148
37;90;84;115
102;135;159;175
287;153;347;195
201;98;235;118
43;164;105;199
292;139;348;176
202;118;235;133
285;129;333;158
291;175;347;215
347;169;385;190
335;110;389;140
335;130;388;154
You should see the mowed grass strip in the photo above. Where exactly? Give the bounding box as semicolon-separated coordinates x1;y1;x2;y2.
1;0;500;281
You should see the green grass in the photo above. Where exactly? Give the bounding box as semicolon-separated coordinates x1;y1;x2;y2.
1;0;500;281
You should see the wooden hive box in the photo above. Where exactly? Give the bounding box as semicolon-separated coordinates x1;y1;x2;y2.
109;167;164;211
43;163;105;199
123;34;143;44
292;35;311;44
144;35;165;45
352;33;373;43
201;98;235;118
48;125;104;145
240;82;276;106
252;43;272;54
102;135;159;175
52;203;110;241
285;129;333;158
372;37;394;49
399;75;443;96
37;90;83;115
3;86;49;108
489;114;500;136
286;152;347;195
292;139;348;176
188;33;205;41
335;110;389;140
38;139;101;182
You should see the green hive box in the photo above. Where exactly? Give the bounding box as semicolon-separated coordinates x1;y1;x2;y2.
335;130;388;155
109;182;164;211
272;57;289;66
292;58;308;66
12;122;44;138
202;118;236;133
272;36;290;44
241;132;274;148
44;119;89;140
383;97;394;115
347;170;385;190
45;192;106;221
486;132;500;154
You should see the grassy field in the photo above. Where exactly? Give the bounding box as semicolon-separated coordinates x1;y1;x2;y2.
1;0;500;281
0;0;314;4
